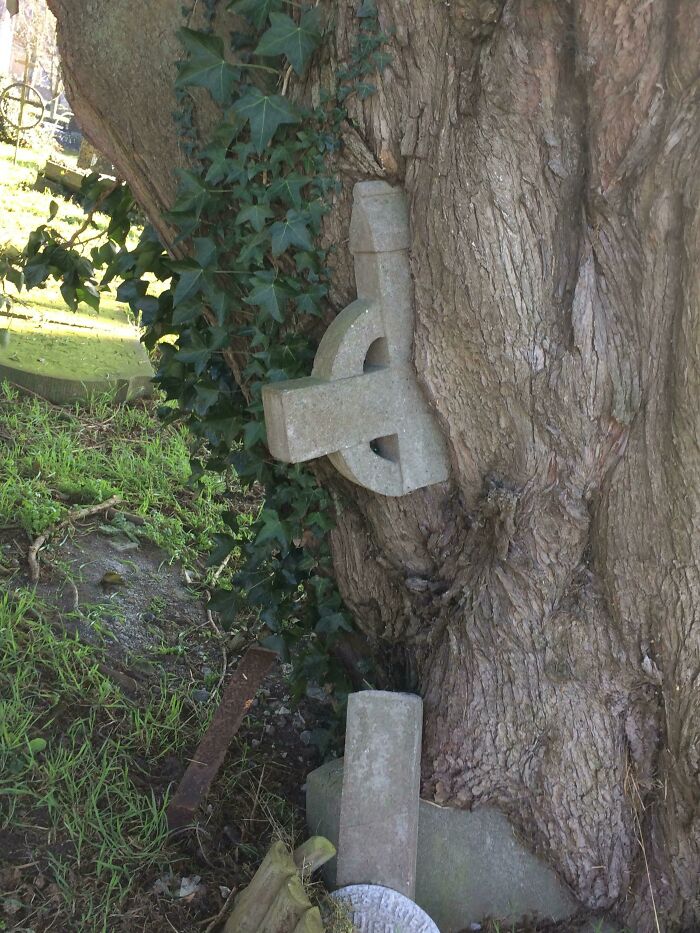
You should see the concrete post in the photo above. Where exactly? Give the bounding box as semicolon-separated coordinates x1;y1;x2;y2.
336;690;423;899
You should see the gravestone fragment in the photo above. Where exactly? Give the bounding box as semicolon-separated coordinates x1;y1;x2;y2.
330;884;439;933
262;181;449;496
307;758;580;932
336;690;422;899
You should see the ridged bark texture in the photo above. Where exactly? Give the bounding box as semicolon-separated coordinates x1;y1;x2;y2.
48;1;700;928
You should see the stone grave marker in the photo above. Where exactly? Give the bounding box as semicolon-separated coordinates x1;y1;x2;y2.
336;690;423;899
262;181;449;496
307;758;581;931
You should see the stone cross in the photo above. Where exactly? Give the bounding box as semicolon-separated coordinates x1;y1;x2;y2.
336;690;423;899
262;181;449;497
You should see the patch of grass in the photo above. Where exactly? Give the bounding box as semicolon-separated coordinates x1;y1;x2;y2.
0;380;247;574
0;589;206;931
0;141;82;248
0;140;136;254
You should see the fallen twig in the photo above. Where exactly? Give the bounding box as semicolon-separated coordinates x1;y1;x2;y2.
27;494;123;582
105;506;147;526
211;551;232;585
64;179;120;249
200;885;238;933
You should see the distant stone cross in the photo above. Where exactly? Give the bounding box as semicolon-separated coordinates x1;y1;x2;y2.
262;181;449;497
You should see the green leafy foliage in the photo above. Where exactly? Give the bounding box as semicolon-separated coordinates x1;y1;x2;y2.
176;28;239;104
0;0;390;711
232;87;300;153
255;9;323;75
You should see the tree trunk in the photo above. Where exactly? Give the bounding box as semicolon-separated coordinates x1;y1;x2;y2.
47;1;700;929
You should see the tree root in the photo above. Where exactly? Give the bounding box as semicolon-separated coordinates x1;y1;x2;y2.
27;494;123;582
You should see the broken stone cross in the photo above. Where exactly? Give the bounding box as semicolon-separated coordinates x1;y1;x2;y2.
262;181;449;497
336;690;423;899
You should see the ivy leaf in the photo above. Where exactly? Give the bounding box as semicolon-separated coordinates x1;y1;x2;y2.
172;299;202;325
171;258;205;307
315;612;354;635
76;283;100;311
194;237;218;268
270;210;314;256
268;173;311;209
246;272;289;322
254;9;322;76
176;28;238;104
255;508;288;549
233;87;300;153
228;0;282;32
194;382;220;415
235;203;274;233
60;282;78;311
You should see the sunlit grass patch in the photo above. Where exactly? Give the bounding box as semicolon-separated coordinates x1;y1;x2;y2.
0;381;246;572
0;590;206;931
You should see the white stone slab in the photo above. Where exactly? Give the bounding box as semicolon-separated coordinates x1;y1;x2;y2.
262;182;449;496
330;884;439;933
336;690;423;899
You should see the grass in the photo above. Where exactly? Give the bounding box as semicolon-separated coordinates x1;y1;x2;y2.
0;140;156;390
0;386;269;931
0;136;297;933
0;589;203;932
0;140;86;249
0;380;249;571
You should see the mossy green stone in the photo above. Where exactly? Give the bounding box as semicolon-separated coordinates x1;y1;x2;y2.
0;298;153;403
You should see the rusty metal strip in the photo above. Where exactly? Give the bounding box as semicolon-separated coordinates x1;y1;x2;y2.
167;646;276;831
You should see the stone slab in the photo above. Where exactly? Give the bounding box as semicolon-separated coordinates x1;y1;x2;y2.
0;362;152;404
0;301;153;404
307;758;581;933
336;691;422;899
330;885;439;933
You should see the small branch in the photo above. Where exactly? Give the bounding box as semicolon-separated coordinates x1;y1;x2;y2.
27;494;123;582
64;179;121;249
200;885;238;933
205;590;228;698
211;552;232;586
105;506;147;526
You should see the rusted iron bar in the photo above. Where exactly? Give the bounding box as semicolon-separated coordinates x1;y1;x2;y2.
167;646;276;831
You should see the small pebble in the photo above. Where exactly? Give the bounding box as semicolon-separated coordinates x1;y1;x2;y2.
191;689;209;703
299;730;312;745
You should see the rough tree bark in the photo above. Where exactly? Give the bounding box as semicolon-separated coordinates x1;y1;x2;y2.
48;1;700;929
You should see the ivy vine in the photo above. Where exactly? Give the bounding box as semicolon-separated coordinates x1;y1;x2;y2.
0;0;390;726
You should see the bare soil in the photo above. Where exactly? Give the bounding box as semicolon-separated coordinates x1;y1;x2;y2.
0;523;328;932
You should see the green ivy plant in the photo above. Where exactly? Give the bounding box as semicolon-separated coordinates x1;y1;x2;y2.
0;0;390;725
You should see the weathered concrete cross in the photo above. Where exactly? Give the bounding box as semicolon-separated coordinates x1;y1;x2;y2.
262;181;449;497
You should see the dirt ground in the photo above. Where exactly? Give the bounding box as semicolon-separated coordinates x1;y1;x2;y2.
0;522;329;932
0;523;621;933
